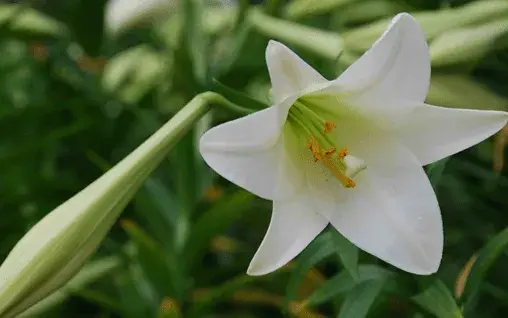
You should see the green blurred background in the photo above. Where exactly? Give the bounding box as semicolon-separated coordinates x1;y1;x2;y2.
0;0;507;317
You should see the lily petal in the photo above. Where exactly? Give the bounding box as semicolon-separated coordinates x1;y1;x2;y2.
306;125;442;274
398;103;508;165
200;104;304;200
266;40;328;104
335;13;430;102
247;192;328;276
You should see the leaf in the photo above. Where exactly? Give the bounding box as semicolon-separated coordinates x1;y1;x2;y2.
285;230;337;308
338;279;386;318
305;265;394;307
121;220;184;301
212;79;268;111
187;274;258;317
133;177;181;249
412;280;463;318
462;227;508;312
426;157;450;188
185;189;255;267
330;231;359;280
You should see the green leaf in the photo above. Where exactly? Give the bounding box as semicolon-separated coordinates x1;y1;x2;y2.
121;220;184;301
412;280;463;318
185;189;255;267
285;230;337;308
463;227;508;313
306;265;394;307
187;274;258;317
338;279;386;318
426;157;450;188
212;79;268;111
330;231;359;280
134;177;181;249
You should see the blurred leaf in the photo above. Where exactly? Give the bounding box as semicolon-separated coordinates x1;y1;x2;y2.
181;0;208;84
330;231;359;280
114;268;155;318
185;189;255;266
0;4;68;38
121;220;184;301
305;265;393;307
133;177;181;250
338;279;385;318
212;79;268;111
19;256;123;317
462;227;508;312
426;157;450;189
285;230;337;308
412;280;463;318
188;274;257;317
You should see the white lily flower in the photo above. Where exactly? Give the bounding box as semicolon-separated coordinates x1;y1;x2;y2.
199;13;508;275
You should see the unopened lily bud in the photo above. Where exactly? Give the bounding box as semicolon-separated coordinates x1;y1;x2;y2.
430;19;508;67
0;94;212;317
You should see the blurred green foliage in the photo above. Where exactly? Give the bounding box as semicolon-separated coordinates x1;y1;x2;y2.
0;0;507;317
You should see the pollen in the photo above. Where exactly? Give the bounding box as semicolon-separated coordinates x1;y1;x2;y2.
337;148;349;159
323;121;337;133
307;136;322;162
324;148;336;156
306;136;356;189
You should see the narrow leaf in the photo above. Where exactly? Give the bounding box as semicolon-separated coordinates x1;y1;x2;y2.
338;279;385;318
285;230;337;307
330;231;359;280
306;265;394;307
426;157;450;188
463;227;508;312
412;280;463;318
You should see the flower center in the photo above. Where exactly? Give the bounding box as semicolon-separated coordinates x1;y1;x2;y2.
287;99;366;188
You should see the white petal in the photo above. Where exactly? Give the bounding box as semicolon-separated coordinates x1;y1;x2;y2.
306;126;442;274
266;40;328;104
335;13;430;102
398;104;508;165
199;103;305;200
247;192;328;276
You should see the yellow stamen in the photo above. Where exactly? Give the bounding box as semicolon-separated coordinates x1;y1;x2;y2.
307;136;356;188
307;136;322;162
322;154;356;188
337;148;349;159
324;148;336;156
323;121;337;133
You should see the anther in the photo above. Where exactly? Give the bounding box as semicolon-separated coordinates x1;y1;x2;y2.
324;148;336;156
323;121;337;133
337;148;349;159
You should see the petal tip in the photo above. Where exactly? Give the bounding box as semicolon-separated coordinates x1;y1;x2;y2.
246;262;273;276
